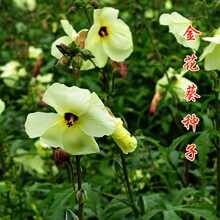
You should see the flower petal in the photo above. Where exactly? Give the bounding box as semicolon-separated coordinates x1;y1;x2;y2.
25;112;63;138
202;35;220;44
42;83;90;115
62;125;100;155
159;12;199;51
203;45;220;71
78;92;115;137
61;19;78;40
94;7;119;24
84;24;108;68
199;43;216;61
102;20;133;61
40;121;66;148
51;36;72;59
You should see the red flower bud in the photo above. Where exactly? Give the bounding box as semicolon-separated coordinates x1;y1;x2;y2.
111;61;127;79
54;147;70;166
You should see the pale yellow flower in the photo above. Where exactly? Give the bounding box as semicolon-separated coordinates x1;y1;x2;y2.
159;12;200;51
0;61;26;87
51;19;87;60
82;7;133;69
13;0;36;11
25;83;116;155
111;117;137;154
156;68;195;100
149;68;197;113
28;46;43;59
199;27;220;71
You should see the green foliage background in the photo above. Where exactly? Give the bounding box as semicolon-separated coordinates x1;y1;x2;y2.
0;0;220;219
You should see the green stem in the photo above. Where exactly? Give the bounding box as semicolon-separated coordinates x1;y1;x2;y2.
203;0;214;31
66;160;76;191
120;151;138;218
144;23;167;75
83;6;92;27
76;156;84;220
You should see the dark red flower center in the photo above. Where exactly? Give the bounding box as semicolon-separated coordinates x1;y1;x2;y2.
64;112;78;127
98;26;108;37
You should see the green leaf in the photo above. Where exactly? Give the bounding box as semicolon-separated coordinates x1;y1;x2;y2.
194;130;214;169
99;198;132;220
168;132;199;153
65;209;79;220
142;136;167;160
140;209;162;219
174;207;218;220
172;188;198;206
163;210;182;220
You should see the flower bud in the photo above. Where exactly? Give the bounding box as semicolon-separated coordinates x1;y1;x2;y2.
56;55;70;68
33;58;42;77
54;147;70;166
80;49;95;60
111;61;128;79
75;189;88;205
207;108;216;119
136;195;148;215
209;71;219;80
56;43;70;55
72;54;83;70
111;118;137;154
149;91;162;114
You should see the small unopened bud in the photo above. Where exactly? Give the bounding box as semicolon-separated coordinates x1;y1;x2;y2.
149;91;162;114
33;58;42;77
111;61;128;79
207;108;216;119
72;54;83;70
56;43;69;55
210;71;219;80
87;0;99;8
75;189;88;205
80;49;95;60
56;55;70;68
136;195;148;215
54;147;70;166
67;6;77;14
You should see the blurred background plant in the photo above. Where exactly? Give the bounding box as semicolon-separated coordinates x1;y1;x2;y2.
0;0;219;219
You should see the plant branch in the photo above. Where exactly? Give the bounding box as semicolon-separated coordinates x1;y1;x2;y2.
120;151;138;218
